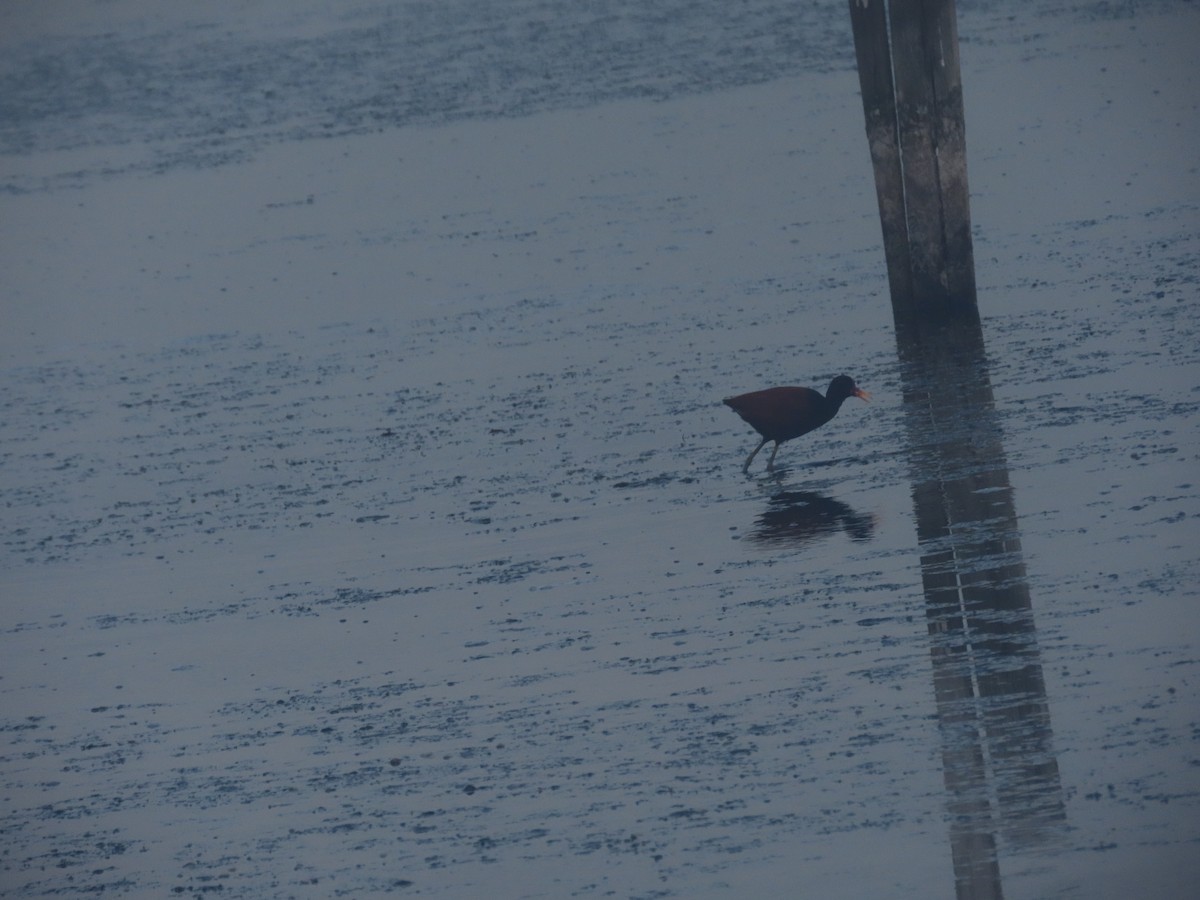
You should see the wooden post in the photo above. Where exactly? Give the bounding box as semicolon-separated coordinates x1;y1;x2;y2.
848;0;914;316
849;0;977;321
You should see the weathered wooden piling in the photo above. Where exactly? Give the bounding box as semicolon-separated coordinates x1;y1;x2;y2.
849;0;977;321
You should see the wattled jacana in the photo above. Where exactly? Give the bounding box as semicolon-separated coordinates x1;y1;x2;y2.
724;375;870;472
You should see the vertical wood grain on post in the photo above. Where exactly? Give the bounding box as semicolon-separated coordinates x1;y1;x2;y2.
849;0;977;319
891;0;976;309
848;0;915;315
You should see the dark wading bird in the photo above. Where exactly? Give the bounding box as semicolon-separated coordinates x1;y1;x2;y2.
723;375;870;473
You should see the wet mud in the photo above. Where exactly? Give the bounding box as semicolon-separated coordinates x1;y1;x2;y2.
2;1;1198;898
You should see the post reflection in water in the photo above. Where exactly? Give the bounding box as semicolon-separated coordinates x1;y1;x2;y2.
896;313;1066;900
747;491;875;549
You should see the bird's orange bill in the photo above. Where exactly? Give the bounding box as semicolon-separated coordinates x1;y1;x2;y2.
853;388;872;401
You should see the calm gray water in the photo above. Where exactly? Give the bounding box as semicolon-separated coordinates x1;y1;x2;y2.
1;1;1197;898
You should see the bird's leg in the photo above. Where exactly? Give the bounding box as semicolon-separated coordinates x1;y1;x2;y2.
765;441;781;470
742;437;770;472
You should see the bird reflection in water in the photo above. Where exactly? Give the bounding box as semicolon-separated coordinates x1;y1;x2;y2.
747;491;876;549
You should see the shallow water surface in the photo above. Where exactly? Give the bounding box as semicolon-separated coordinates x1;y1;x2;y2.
2;1;1198;898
